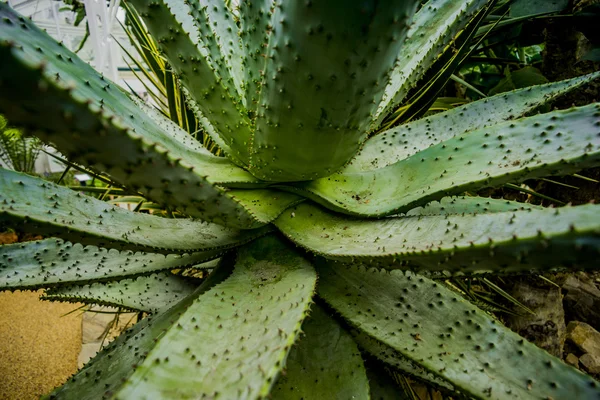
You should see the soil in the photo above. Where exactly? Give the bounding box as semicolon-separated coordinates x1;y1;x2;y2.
0;290;82;400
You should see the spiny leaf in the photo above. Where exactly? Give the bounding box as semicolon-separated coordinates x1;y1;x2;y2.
238;0;274;108
0;4;266;228
226;189;304;225
405;196;541;216
275;202;600;275
46;259;235;400
271;305;369;399
43;272;197;313
127;0;253;166
247;0;420;181
133;95;302;223
366;362;411;400
373;0;489;128
114;235;317;399
0;169;270;253
317;263;600;399
128;95;253;185
289;103;600;216
0;238;220;291
356;71;600;172
352;329;453;391
187;0;245;102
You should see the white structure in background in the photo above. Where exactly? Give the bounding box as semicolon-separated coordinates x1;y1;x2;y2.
82;0;120;81
4;0;152;174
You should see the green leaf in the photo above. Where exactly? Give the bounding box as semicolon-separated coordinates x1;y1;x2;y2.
187;0;245;102
113;235;317;399
352;329;453;391
317;263;600;399
488;66;549;96
43;272;197;313
290;103;600;216
0;169;270;253
238;0;274;108
510;0;569;18
373;0;489;128
0;238;220;290
0;4;267;228
226;189;304;225
271;305;369;399
246;0;420;181
366;363;410;400
132;97;303;223
351;72;600;172
127;0;253;166
47;259;235;400
404;196;541;216
275;202;600;275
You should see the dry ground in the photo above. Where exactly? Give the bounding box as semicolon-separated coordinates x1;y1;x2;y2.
0;290;82;400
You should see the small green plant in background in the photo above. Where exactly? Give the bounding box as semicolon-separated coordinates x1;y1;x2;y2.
0;1;599;399
0;115;41;174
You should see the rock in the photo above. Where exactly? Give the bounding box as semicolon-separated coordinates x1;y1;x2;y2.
506;280;566;357
580;354;600;375
567;321;600;357
82;311;112;344
562;274;600;332
82;306;137;344
565;353;579;368
78;342;102;369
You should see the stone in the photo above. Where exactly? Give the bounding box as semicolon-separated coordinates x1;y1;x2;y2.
562;274;600;332
78;342;102;369
567;321;600;357
579;353;600;375
82;306;137;344
82;311;113;344
506;280;566;357
565;353;579;368
77;307;138;369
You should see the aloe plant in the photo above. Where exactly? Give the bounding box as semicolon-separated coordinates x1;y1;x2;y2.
0;1;599;398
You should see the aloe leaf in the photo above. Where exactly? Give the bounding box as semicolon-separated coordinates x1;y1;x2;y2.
373;0;489;129
317;263;600;399
227;189;304;225
238;0;274;108
366;363;410;400
248;0;420;181
111;235;316;399
132;97;301;222
0;4;265;228
291;103;600;216
0;169;270;253
127;94;260;188
383;1;494;127
47;259;234;400
355;72;600;172
127;0;253;166
351;329;453;391
0;238;220;291
271;305;369;399
405;196;541;216
188;0;245;102
275;202;600;275
43;272;197;313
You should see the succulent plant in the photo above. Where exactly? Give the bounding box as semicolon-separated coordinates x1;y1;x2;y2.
1;0;599;398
